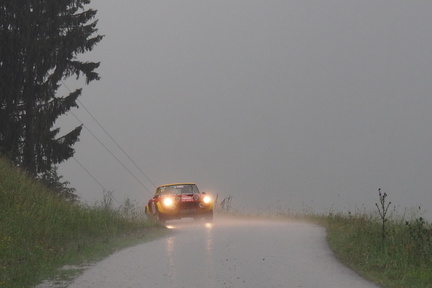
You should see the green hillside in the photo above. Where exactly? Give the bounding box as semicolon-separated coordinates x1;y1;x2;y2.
0;157;165;288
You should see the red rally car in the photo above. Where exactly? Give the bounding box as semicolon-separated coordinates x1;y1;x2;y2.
145;183;214;222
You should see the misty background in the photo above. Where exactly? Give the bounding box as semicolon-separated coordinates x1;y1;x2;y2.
58;0;432;220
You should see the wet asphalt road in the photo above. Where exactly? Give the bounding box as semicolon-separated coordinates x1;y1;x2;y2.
67;217;380;288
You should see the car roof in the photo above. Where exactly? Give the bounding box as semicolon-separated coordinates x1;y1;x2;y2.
157;183;196;188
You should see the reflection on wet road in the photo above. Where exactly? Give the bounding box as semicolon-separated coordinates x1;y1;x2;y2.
68;217;379;288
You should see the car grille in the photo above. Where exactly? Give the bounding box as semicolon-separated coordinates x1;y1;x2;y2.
179;201;198;209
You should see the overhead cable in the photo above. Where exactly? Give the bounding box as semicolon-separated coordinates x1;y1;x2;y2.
70;110;153;195
76;98;156;188
61;81;154;195
73;156;106;191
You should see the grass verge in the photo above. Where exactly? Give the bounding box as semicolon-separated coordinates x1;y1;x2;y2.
308;212;432;288
0;158;168;288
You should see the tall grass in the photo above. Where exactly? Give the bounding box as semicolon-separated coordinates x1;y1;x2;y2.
320;211;432;288
0;158;164;288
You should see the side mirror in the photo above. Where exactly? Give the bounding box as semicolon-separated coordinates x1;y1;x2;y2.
201;191;207;194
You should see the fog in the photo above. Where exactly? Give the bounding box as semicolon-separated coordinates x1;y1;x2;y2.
59;1;432;220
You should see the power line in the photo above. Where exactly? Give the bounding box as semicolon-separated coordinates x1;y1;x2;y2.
69;110;153;195
61;81;155;195
76;98;157;188
74;157;123;205
73;156;106;191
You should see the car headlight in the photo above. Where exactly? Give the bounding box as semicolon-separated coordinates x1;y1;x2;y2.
203;196;212;204
163;198;174;207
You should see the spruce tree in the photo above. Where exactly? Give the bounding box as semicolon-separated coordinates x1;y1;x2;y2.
0;0;103;177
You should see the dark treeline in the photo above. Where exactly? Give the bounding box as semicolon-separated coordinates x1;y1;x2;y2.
0;0;102;197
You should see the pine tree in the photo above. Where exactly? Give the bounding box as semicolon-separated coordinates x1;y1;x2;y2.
0;0;103;177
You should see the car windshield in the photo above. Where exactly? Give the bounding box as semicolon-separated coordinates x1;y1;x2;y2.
159;184;199;195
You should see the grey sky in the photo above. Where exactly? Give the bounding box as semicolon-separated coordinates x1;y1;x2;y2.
59;1;432;219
